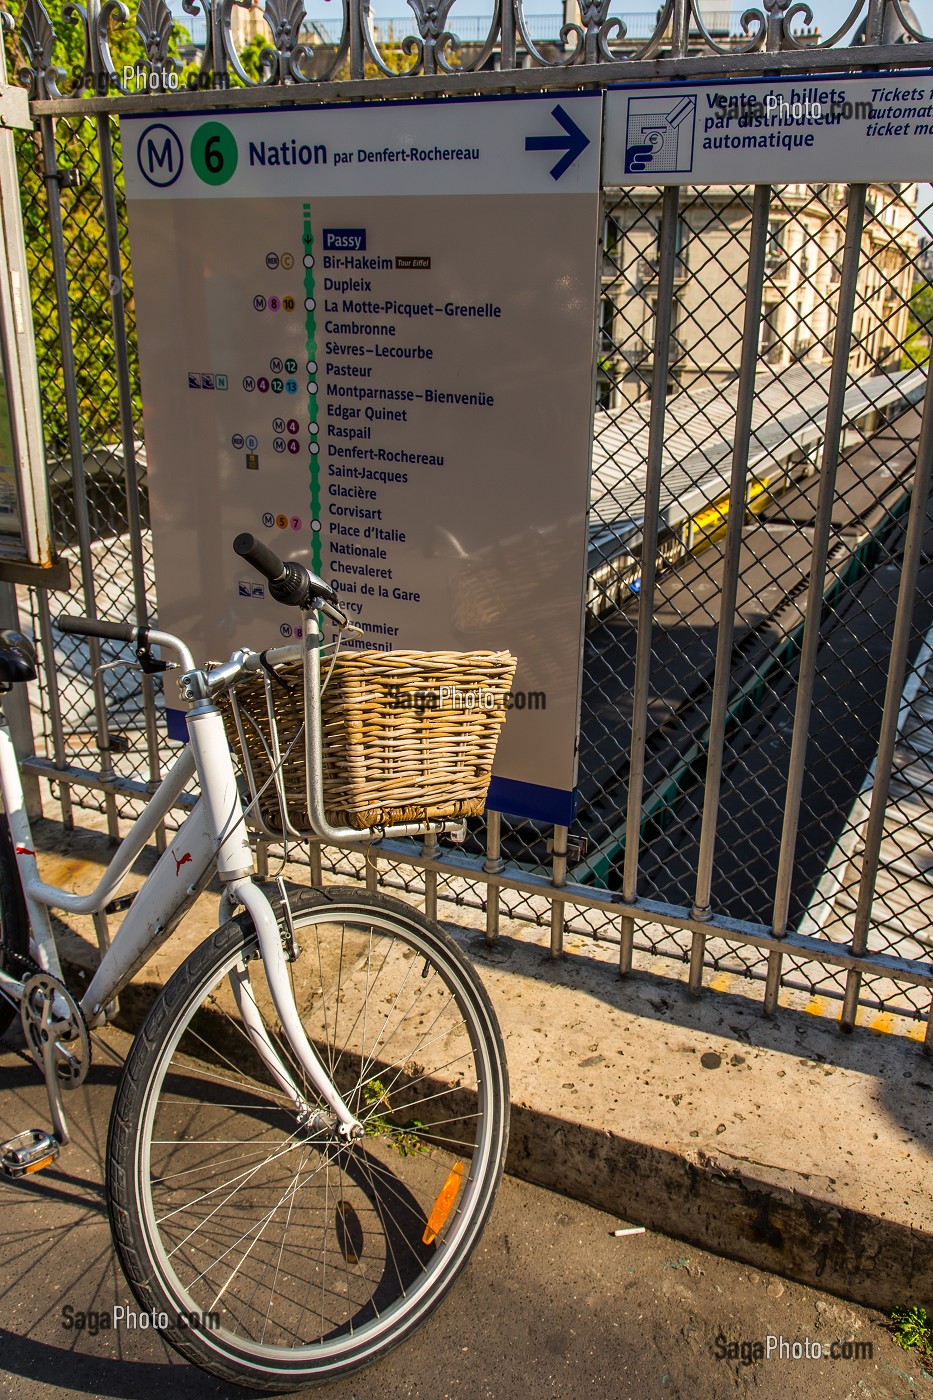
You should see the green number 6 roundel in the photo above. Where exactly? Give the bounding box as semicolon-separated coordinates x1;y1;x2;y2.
191;122;238;186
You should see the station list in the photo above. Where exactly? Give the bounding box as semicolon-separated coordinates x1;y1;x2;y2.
123;93;602;821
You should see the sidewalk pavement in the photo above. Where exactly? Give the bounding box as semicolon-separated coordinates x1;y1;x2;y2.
26;813;933;1315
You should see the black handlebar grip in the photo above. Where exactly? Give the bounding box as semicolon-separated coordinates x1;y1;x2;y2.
233;533;286;583
57;615;137;643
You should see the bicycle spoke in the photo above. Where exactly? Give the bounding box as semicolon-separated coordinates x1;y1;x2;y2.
111;899;506;1383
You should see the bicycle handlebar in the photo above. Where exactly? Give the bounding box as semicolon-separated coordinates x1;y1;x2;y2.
233;533;287;584
233;533;345;624
58;616;137;643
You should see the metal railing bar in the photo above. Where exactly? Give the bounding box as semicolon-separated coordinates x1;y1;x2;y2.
550;823;569;958
618;181;681;974
689;181;771;995
39;112;120;842
26;41;933;118
367;836;933;986
23;754;196;810
32;589;73;828
28;756;933;990
95;113;165;849
484;809;503;947
765;181;868;1016
840;352;933;1029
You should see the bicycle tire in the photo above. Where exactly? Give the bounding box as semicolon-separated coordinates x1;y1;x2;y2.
107;885;509;1391
0;813;29;1035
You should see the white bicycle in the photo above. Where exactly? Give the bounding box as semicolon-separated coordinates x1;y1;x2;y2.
0;534;509;1391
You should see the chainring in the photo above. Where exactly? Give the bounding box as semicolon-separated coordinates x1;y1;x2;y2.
20;973;91;1090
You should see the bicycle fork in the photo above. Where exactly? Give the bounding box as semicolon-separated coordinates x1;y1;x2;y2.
184;698;364;1141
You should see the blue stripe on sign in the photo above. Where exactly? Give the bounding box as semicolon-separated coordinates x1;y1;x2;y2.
166;707;188;743
486;777;576;826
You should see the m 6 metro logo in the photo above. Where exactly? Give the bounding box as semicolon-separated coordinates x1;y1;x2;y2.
136;124;184;187
136;121;238;188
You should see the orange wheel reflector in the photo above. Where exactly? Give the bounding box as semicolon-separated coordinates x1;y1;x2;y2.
24;1155;55;1174
422;1162;464;1245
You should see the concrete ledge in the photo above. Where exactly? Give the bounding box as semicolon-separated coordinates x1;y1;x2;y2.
506;1105;933;1313
32;816;933;1315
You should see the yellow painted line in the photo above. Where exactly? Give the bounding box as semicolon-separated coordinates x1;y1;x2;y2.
709;974;732;993
908;1022;927;1042
804;997;825;1017
869;1013;896;1035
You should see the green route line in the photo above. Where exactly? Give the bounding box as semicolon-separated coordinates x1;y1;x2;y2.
303;204;322;574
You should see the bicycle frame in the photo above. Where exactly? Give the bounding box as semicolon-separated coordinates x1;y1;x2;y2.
0;655;366;1144
0;601;465;1154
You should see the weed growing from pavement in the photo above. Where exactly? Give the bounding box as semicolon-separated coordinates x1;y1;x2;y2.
891;1305;933;1357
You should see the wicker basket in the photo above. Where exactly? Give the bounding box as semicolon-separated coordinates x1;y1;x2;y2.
220;649;516;834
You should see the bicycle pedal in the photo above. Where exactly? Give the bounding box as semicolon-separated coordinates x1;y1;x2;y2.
0;1128;60;1178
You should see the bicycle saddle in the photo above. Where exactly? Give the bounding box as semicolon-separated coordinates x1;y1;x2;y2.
0;629;37;687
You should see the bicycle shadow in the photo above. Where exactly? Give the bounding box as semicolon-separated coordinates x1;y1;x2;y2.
0;1326;249;1398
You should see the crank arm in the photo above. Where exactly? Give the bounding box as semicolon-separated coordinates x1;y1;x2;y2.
35;996;70;1148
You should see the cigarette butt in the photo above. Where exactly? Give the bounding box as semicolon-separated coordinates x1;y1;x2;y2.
613;1227;646;1237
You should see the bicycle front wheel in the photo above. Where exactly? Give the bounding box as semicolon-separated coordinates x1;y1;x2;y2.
107;886;509;1391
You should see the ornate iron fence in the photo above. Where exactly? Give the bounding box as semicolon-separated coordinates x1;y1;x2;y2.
5;0;933;1043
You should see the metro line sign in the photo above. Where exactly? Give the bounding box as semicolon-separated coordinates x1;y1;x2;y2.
603;68;933;184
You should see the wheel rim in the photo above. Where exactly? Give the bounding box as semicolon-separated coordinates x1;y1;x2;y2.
132;906;503;1374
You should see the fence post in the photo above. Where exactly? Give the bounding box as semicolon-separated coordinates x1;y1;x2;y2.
484;809;503;946
95;113;165;850
839;350;933;1031
618;182;680;975
689;183;772;994
0;583;41;819
764;182;868;1016
39;112;121;842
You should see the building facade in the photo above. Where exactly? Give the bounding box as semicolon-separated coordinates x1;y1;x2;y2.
598;182;919;409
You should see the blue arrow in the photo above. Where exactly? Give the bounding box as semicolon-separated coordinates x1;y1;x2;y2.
525;104;590;181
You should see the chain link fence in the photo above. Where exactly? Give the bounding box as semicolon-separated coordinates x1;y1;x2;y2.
5;0;933;1036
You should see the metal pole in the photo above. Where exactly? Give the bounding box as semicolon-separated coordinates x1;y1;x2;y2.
422;829;438;921
839;349;933;1030
618;182;680;974
764;182;867;1015
688;184;771;994
350;0;364;79
484;809;502;946
549;823;568;958
40;113;120;841
309;837;323;888
500;0;517;69
96;114;164;845
0;583;41;819
33;588;73;826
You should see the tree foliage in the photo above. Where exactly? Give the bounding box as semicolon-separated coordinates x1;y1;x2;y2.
2;2;187;461
903;280;933;368
1;1;421;477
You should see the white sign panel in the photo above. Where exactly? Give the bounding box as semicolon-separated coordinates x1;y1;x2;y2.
604;69;933;184
122;93;604;826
